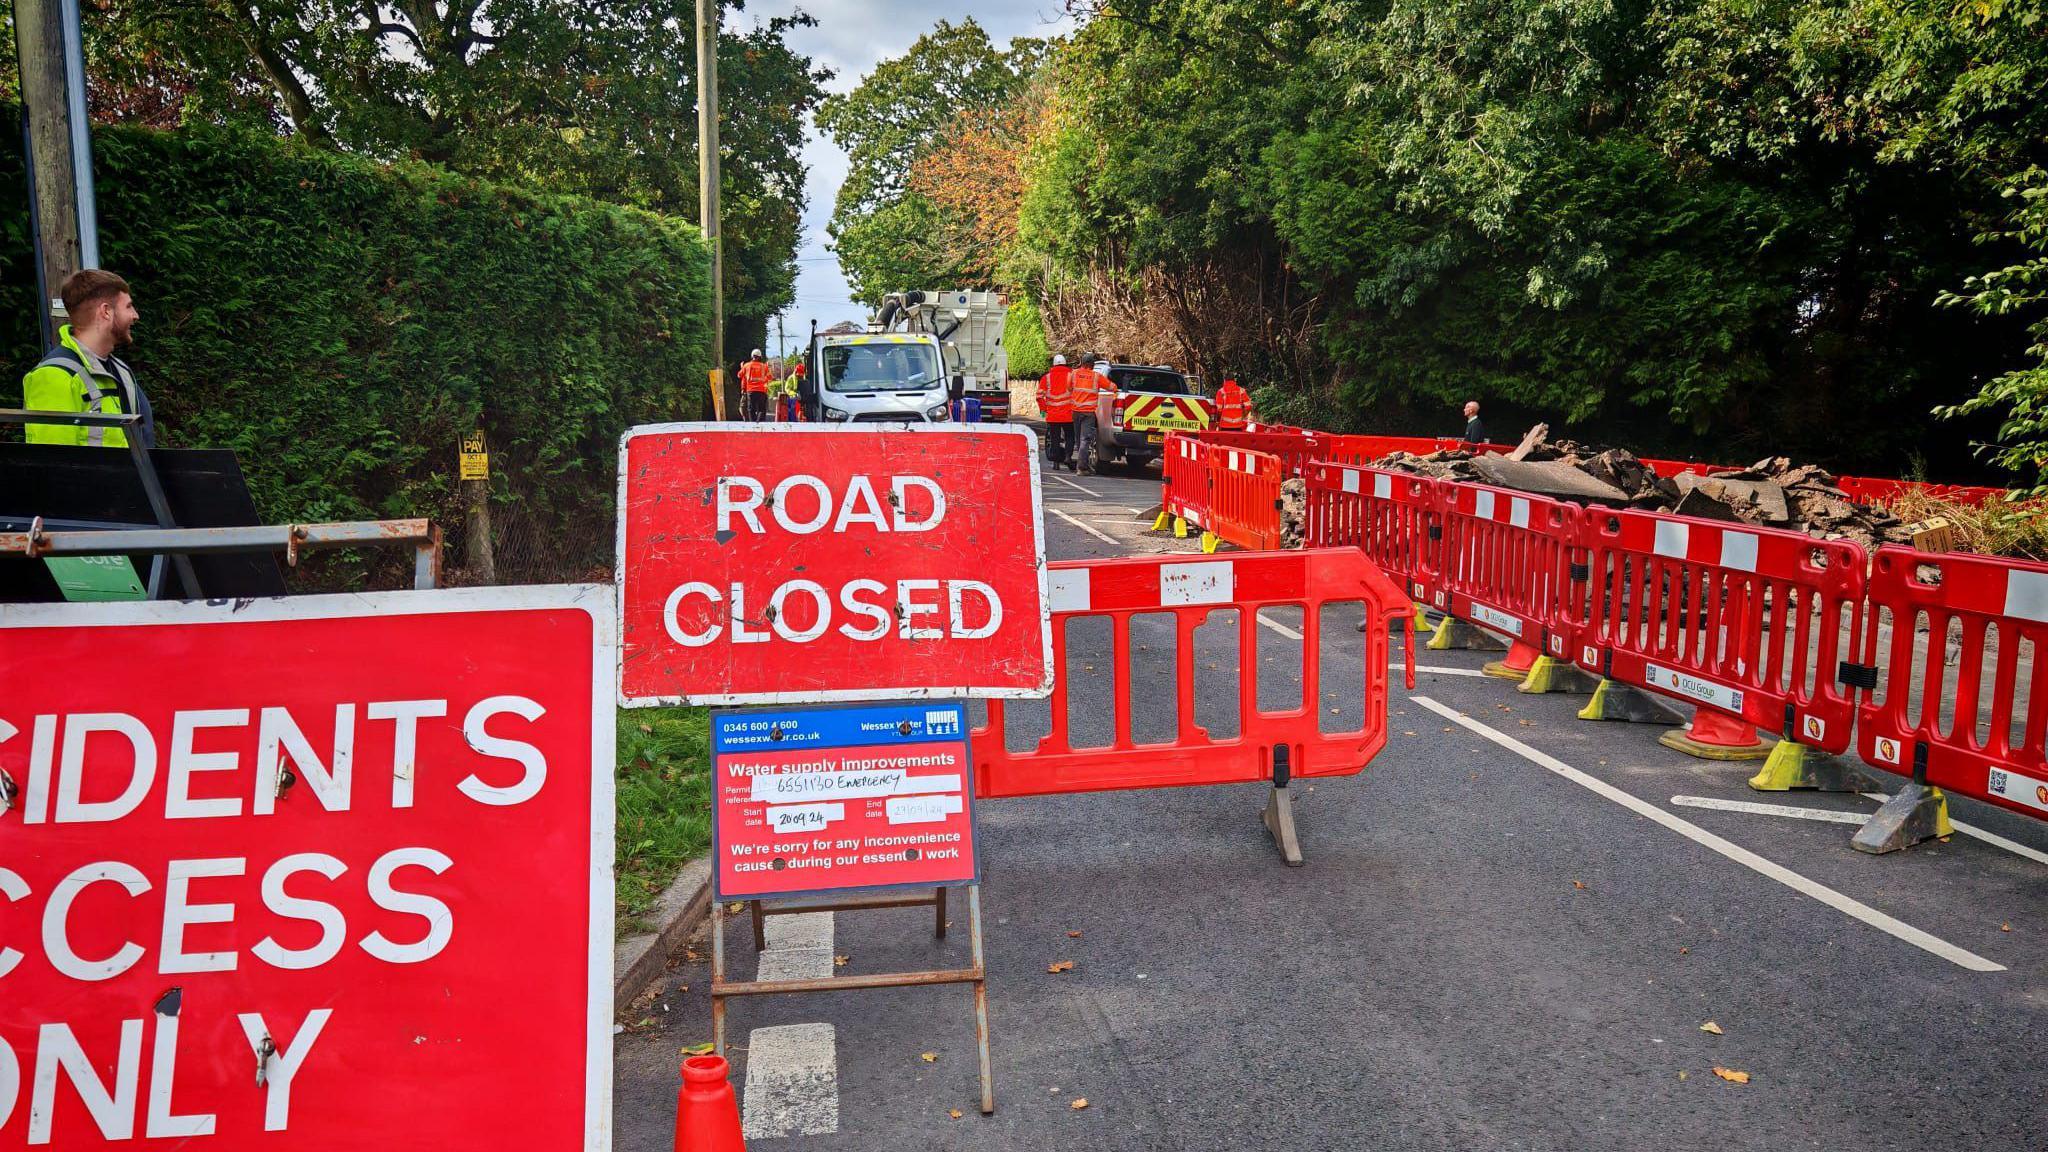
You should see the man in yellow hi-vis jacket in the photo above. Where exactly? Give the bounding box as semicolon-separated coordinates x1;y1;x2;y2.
20;269;155;448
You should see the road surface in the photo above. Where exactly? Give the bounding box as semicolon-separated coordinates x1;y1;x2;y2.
614;446;2048;1151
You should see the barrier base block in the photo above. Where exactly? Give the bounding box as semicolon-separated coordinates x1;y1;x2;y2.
1174;516;1189;539
1262;784;1304;868
1747;742;1889;793
1577;679;1688;725
1426;618;1509;653
1659;726;1775;762
1517;656;1602;696
1411;604;1438;637
1201;531;1221;554
1151;509;1171;532
1851;784;1953;855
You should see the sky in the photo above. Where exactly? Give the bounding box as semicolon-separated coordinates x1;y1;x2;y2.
733;1;1077;357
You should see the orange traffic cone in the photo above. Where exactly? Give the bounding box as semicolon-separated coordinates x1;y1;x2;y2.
674;1054;747;1152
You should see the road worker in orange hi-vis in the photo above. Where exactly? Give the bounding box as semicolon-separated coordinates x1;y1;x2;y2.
738;349;775;422
1216;377;1252;431
1069;357;1106;474
1038;354;1075;467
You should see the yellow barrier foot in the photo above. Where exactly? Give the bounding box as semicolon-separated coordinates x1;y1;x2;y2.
1173;516;1189;539
1747;741;1889;793
1481;659;1531;681
1201;531;1221;554
1410;604;1438;637
1851;783;1952;855
1425;618;1509;653
1577;679;1687;725
1517;655;1602;695
1151;510;1171;532
1659;727;1775;761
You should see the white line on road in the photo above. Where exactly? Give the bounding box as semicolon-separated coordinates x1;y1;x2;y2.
1257;612;1304;641
1413;696;2006;973
1860;793;2048;867
1047;472;1101;498
1397;663;1494;679
1670;795;1868;825
742;912;841;1139
1050;506;1121;546
1673;794;2048;870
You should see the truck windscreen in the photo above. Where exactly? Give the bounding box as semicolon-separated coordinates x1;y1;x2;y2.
1111;369;1191;395
823;343;943;393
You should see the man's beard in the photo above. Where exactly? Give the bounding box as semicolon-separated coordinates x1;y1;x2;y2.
111;320;134;349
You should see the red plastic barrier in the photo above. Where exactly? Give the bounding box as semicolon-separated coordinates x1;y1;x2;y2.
1206;442;1286;551
1837;476;2008;509
1436;482;1585;663
1856;547;2048;820
1194;428;1325;478
973;550;1413;797
1303;461;1445;606
1574;509;1865;752
1161;433;1213;531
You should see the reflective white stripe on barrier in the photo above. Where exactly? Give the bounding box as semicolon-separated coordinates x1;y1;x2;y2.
1050;569;1091;614
1650;520;1759;572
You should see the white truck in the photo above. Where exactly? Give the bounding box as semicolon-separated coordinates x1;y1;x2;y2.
800;290;1010;424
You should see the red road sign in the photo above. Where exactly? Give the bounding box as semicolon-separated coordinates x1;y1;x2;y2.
617;424;1052;706
0;588;614;1150
710;702;979;900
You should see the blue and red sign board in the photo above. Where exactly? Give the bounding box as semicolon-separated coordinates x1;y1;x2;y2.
710;701;979;901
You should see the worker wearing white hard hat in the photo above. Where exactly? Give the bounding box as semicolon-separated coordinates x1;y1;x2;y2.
738;348;774;422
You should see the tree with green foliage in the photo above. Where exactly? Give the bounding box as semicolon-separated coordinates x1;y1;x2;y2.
77;0;828;337
817;18;1047;304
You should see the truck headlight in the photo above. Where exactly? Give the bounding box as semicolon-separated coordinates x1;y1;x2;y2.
927;405;950;421
823;408;850;422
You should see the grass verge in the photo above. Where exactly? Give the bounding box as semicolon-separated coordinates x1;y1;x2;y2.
616;706;712;938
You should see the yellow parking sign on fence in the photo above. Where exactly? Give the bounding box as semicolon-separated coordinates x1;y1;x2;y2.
459;431;489;480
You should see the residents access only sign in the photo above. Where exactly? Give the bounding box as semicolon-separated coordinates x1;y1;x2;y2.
0;588;615;1150
616;424;1051;706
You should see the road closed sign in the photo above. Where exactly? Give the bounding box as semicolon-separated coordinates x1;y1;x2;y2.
617;424;1051;706
0;588;615;1151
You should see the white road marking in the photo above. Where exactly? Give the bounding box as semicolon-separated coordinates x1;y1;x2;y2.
1256;612;1304;641
1050;506;1122;546
1670;795;1867;825
1047;472;1101;498
1413;696;2006;973
1860;793;2048;867
741;1024;839;1140
742;911;841;1138
1397;664;1494;679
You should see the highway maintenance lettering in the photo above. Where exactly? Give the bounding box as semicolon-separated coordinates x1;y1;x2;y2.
617;425;1051;705
0;590;613;1150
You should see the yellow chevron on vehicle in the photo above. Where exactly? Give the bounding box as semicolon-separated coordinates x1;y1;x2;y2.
1123;394;1210;432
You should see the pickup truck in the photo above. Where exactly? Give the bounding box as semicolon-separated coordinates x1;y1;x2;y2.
1079;363;1215;473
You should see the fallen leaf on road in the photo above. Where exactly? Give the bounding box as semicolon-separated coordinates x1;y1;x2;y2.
681;1042;713;1056
1700;1021;1723;1035
1067;930;1083;938
1070;1098;1089;1111
1402;730;1417;736
949;1109;963;1120
1680;947;1690;955
833;954;850;967
1573;880;1587;890
1048;960;1075;973
2001;922;2011;932
727;902;743;913
921;1052;938;1063
1712;1067;1749;1084
1677;1070;1688;1081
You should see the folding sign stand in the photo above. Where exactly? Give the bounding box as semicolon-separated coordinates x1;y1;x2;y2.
710;884;994;1115
704;700;995;1115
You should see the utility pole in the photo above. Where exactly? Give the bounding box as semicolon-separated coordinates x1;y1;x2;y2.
776;313;786;365
696;0;727;420
14;0;101;348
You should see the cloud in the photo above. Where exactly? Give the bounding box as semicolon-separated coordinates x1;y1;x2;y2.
728;1;1076;348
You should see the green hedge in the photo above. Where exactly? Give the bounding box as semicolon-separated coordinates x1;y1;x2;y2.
1005;297;1050;380
1;114;712;585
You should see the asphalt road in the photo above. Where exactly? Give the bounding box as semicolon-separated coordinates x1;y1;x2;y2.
614;446;2048;1151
